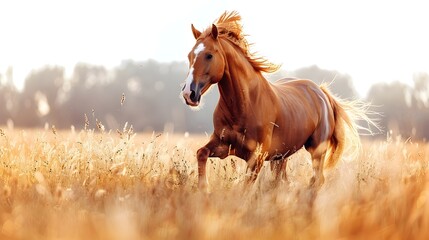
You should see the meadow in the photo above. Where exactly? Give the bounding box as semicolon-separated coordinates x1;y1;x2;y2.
1;126;429;239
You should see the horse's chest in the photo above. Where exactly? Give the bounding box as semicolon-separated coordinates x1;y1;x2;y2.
218;126;259;160
219;126;244;146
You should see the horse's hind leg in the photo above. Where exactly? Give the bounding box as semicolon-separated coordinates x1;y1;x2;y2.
307;141;329;189
309;152;326;188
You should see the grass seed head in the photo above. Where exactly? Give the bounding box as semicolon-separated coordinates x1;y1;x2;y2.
84;114;89;130
121;93;126;106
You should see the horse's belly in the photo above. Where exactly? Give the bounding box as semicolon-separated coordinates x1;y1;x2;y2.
267;127;312;160
267;140;303;160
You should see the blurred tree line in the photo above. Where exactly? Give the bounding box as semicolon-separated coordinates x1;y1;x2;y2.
0;61;428;140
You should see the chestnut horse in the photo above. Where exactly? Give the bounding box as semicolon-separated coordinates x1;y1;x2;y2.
181;11;373;189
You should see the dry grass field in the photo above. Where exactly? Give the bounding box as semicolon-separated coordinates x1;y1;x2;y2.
1;126;429;239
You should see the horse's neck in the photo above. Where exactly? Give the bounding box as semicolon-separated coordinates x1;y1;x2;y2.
217;43;272;117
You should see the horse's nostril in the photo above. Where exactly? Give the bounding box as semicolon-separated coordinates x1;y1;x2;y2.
190;90;196;102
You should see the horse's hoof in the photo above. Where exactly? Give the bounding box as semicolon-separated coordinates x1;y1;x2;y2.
198;182;211;194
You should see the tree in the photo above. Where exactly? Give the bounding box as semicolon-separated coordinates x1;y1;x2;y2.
412;73;429;139
366;81;415;138
0;67;19;126
291;65;358;99
14;66;64;127
59;63;109;129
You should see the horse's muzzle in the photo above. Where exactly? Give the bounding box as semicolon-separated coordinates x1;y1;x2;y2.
182;82;203;107
183;90;201;106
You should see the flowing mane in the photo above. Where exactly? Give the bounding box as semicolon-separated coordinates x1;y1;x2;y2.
200;11;280;73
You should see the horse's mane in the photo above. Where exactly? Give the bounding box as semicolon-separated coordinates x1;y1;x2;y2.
201;11;280;73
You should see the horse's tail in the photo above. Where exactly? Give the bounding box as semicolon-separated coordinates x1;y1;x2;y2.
320;84;378;168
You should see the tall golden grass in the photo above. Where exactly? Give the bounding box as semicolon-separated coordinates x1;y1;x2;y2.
1;127;428;239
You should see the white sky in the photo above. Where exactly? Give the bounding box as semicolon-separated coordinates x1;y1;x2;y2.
1;0;428;97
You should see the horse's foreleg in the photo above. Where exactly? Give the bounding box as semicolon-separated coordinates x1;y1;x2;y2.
270;159;288;183
246;152;265;183
196;146;210;190
196;136;228;190
246;135;272;184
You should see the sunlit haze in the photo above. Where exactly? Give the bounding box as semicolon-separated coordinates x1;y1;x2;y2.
1;0;428;97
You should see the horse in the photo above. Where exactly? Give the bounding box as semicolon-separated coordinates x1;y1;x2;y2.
181;11;374;190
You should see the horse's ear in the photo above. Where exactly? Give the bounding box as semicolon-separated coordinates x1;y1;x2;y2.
211;24;218;39
191;24;201;39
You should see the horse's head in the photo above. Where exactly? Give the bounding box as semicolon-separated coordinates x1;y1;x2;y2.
181;24;225;107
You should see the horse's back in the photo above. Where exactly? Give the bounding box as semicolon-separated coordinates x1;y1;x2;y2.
271;78;324;99
271;78;329;120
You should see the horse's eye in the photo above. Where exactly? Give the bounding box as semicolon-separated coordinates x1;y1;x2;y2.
206;54;213;60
